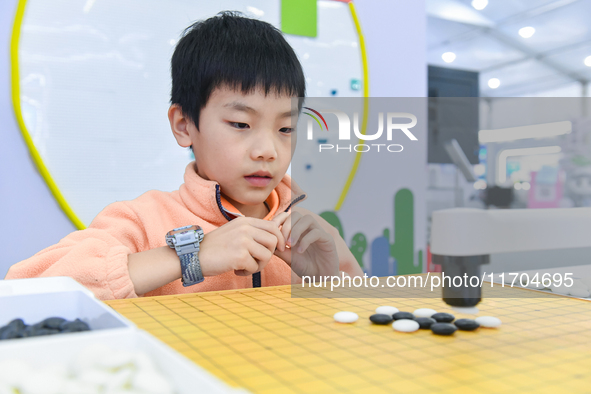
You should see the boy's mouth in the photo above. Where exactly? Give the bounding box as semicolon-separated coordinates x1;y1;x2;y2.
244;171;272;187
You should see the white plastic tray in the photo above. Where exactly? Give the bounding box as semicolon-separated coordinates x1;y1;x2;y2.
0;276;96;298
0;290;135;331
0;277;248;393
0;277;135;336
0;329;245;394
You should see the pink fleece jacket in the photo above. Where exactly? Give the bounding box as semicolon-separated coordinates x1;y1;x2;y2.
5;163;307;300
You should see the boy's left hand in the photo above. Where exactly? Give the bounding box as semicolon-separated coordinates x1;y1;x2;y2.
272;209;339;279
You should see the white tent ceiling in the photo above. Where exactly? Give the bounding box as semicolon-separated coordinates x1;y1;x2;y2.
427;0;591;96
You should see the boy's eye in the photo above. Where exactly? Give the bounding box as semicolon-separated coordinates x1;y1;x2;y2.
230;122;250;129
280;127;294;134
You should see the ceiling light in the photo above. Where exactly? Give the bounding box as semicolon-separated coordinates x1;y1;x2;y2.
519;27;535;38
442;52;456;63
585;56;591;67
488;78;500;89
471;0;488;11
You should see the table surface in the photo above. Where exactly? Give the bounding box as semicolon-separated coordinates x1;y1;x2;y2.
106;278;591;394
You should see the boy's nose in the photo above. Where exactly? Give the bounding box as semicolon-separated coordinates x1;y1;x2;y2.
251;136;278;161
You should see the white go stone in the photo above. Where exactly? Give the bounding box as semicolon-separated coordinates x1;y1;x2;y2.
22;370;67;394
0;360;31;387
97;350;135;369
133;370;174;394
333;311;359;323
375;306;399;315
413;308;437;318
392;319;419;333
475;316;501;328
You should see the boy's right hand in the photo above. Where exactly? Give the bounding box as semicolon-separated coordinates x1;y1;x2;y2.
198;217;286;277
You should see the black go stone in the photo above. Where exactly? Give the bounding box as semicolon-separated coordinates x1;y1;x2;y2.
454;319;480;331
431;313;455;323
414;317;436;329
7;319;26;330
0;326;22;340
59;319;90;332
392;312;415;320
369;314;393;325
36;328;60;336
431;323;457;336
40;317;67;330
0;317;91;341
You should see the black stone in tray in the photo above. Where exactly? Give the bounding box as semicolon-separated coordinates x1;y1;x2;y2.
0;317;90;340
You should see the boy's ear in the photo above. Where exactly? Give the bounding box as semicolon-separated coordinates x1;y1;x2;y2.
168;104;193;148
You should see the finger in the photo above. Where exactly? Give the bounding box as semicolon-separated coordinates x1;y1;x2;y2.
271;211;290;227
282;211;305;247
274;247;291;266
296;228;324;254
250;227;279;253
288;214;316;251
247;218;286;252
271;212;291;251
280;215;292;248
234;253;260;276
247;240;273;271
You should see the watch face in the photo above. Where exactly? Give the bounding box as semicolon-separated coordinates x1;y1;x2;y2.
166;225;203;247
168;225;199;236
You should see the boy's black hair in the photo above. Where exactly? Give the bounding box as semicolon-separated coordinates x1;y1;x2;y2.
171;11;306;129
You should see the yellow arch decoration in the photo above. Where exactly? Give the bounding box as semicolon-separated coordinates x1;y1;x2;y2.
11;0;367;226
10;0;87;230
335;1;369;211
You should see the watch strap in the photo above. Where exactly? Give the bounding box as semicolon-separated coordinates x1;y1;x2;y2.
180;251;204;286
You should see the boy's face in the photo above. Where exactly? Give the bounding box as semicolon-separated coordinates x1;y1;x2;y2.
175;86;296;217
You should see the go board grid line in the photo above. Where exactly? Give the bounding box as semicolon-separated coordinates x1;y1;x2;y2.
197;290;447;392
127;299;241;375
192;290;474;390
155;299;308;391
173;293;370;392
106;283;591;394
189;292;386;392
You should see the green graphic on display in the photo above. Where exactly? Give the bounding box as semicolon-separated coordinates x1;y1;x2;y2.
320;211;366;268
320;188;422;274
391;189;422;275
319;211;344;239
349;233;367;268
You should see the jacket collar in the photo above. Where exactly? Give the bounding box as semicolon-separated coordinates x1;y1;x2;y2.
179;162;306;225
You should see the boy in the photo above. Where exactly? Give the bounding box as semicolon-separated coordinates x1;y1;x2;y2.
5;12;363;300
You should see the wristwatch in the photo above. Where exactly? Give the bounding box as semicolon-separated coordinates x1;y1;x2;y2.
166;225;205;287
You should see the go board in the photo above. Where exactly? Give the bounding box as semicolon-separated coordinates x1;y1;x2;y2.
106;281;591;394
